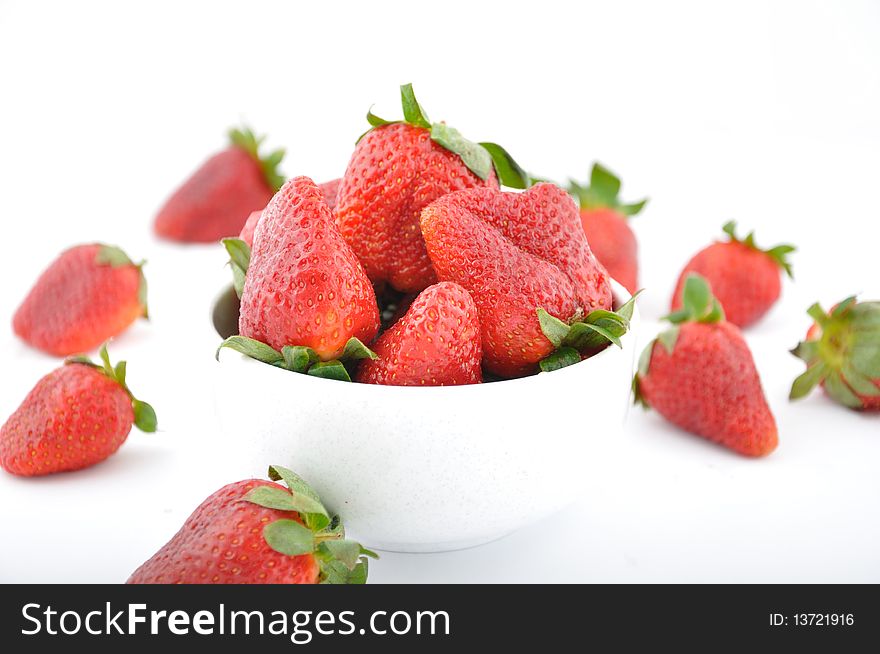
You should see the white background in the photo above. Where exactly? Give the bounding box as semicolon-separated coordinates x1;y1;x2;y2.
0;0;878;582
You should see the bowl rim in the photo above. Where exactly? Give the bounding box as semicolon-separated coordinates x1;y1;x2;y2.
216;280;638;395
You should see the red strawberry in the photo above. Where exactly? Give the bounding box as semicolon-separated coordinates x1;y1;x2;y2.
790;297;880;410
356;282;482;386
237;176;379;362
634;274;778;457
154;126;284;243
336;84;529;293
237;179;340;249
420;183;613;378
568;163;647;294
128;465;376;584
13;243;147;356
0;346;156;476
671;221;795;328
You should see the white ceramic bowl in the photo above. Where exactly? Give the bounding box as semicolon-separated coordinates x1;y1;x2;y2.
213;281;638;552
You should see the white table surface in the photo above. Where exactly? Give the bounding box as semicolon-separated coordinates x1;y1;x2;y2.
0;0;878;583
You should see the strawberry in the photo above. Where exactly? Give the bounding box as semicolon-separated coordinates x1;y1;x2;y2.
671;221;795;328
0;345;156;476
13;243;147;356
128;465;376;584
226;176;380;379
237;179;340;249
420;183;614;378
335;83;529;293
567;163;647;294
356;282;482;386
634;274;778;457
790;297;880;410
154;126;284;243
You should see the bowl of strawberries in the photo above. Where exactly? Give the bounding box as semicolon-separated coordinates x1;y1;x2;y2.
211;178;639;551
210;86;640;552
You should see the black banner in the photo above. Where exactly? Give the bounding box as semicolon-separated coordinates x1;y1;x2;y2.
0;584;875;650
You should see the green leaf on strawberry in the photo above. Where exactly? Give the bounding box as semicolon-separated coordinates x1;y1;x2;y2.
263;519;315;556
308;360;352;382
244;464;377;584
282;345;319;373
431;123;493;181
216;335;285;366
537;291;642;372
216;335;376;383
319;558;369;585
479;142;531;189
664;274;725;325
222;237;251;298
538;346;581;372
132;399;158;433
400;83;431;129
341;337;379;361
319;539;367;570
789;297;880;409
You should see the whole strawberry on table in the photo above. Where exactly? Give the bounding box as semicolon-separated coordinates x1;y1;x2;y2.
790;297;880;410
154;126;285;243
672;221;795;328
634;274;778;457
14;243;148;356
128;465;376;584
0;345;156;476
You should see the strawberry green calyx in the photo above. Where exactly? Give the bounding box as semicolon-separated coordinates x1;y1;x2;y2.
664;273;725;326
244;465;377;584
228;126;286;192
216;335;377;382
537;291;641;372
221;237;251;298
789;298;880;409
478;142;530;190
568;162;647;217
362;83;530;188
95;243;149;319
721;221;796;279
65;343;158;432
633;274;723;407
